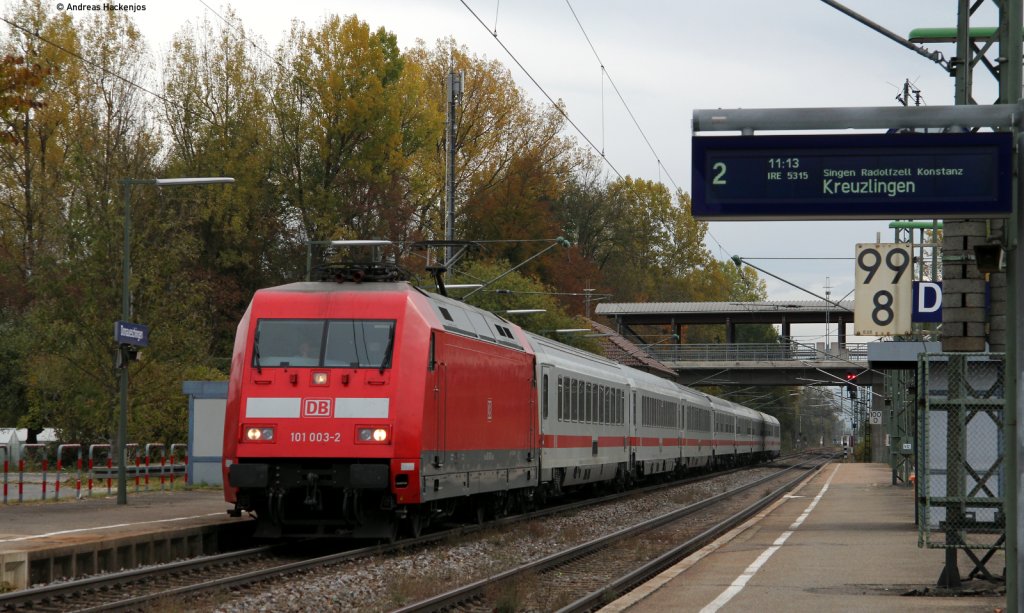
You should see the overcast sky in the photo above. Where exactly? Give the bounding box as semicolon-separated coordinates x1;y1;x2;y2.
19;0;1001;340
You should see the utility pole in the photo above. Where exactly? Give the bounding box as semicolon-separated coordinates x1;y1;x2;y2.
997;1;1023;609
445;68;464;265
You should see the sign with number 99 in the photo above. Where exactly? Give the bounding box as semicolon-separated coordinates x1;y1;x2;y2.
854;243;912;336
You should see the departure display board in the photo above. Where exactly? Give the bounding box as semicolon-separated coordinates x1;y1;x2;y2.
691;132;1012;220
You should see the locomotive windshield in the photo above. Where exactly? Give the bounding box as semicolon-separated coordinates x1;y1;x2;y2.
253;319;395;369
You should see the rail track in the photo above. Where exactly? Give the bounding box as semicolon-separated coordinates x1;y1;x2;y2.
0;453;822;612
393;453;830;612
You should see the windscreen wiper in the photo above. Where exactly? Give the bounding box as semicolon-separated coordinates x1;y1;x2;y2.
253;329;262;374
379;326;395;375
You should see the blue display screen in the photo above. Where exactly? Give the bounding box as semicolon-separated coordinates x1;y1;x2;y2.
692;132;1012;220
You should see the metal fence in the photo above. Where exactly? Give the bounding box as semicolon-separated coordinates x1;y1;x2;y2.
918;352;1005;554
641;342;868;363
0;442;189;503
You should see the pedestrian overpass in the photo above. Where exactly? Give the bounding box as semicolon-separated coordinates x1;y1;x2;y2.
594;300;879;386
638;341;874;387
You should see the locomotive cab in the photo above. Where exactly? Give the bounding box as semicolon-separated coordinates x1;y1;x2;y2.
223;281;431;539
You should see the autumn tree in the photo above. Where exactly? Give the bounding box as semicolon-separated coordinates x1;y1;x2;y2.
0;0;79;436
271;15;439;252
589;178;712;302
407;40;580;270
0;0;78;307
161;9;291;358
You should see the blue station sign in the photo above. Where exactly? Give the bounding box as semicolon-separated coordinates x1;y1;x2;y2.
912;281;943;323
114;320;149;347
691;132;1013;220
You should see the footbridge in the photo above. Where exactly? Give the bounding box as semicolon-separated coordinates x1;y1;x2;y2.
638;341;874;387
594;300;878;387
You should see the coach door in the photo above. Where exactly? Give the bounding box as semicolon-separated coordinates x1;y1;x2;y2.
537;365;550;462
432;334;447;467
628;390;637;467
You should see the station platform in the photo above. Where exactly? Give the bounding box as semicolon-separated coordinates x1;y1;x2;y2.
0;489;252;589
604;462;1006;613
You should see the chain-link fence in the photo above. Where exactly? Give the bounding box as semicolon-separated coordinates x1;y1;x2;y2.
918;352;1005;551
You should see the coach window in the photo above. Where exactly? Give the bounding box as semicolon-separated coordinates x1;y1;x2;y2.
542;374;549;419
557;376;564;421
570;379;579;422
565;378;573;421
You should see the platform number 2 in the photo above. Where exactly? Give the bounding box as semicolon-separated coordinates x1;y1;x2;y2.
854;244;912;336
712;162;727;185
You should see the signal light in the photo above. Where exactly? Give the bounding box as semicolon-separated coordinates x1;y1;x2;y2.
845;372;858;399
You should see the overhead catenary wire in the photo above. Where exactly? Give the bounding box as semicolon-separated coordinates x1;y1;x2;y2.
458;0;627;184
565;0;679;190
459;0;735;261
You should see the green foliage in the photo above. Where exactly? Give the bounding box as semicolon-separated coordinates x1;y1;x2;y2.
0;312;29;426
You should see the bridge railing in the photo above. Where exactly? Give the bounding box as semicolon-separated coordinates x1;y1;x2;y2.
640;341;868;363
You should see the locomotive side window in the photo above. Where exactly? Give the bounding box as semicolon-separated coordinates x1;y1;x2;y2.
252;319;395;369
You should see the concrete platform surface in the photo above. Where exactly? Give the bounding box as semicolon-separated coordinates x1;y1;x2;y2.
0;489;239;552
604;462;1006;613
0;489;250;588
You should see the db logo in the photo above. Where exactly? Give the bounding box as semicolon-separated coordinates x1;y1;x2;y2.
302;398;333;418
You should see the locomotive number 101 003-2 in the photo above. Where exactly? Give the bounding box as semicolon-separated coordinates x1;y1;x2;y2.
290;431;343;443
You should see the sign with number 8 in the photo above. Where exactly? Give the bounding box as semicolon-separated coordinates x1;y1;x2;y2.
854;243;913;336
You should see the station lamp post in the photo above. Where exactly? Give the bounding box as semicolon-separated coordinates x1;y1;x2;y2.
116;177;235;505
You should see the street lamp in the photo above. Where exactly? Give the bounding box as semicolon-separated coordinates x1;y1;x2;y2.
117;177;234;505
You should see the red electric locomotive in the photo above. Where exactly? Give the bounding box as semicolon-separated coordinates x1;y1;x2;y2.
223;249;780;538
223;265;538;538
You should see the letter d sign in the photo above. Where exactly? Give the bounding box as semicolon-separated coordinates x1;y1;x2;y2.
912;281;942;323
303;398;333;417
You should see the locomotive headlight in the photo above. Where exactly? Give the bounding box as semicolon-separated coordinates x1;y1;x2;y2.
245;426;275;442
356;426;390;444
311;371;329;386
